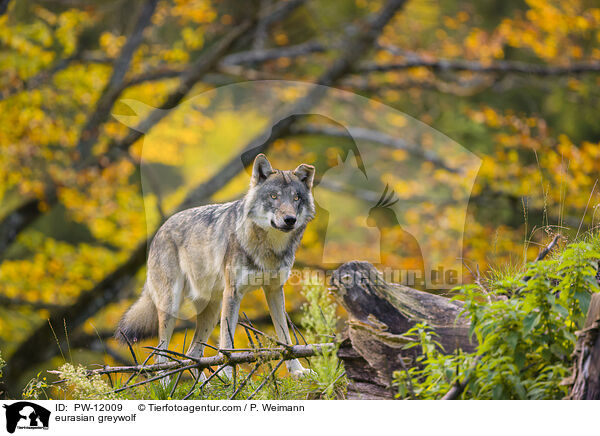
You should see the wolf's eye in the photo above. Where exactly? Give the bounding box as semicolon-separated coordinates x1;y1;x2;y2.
270;193;278;199
293;194;300;201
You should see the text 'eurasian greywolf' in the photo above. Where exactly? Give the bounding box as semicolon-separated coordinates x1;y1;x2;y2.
116;154;316;379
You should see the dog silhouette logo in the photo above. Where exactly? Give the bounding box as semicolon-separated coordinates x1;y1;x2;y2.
314;150;380;264
114;80;482;289
3;402;50;433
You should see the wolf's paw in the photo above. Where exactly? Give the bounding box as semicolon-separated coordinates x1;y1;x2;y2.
290;367;317;379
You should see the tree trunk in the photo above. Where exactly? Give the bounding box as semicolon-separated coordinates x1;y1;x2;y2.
567;292;600;400
331;261;475;399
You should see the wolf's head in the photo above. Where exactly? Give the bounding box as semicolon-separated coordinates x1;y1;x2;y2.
245;154;315;233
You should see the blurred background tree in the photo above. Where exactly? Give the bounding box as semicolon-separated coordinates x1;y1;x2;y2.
1;0;599;396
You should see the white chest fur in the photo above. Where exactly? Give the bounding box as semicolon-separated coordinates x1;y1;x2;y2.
265;227;294;254
235;265;291;292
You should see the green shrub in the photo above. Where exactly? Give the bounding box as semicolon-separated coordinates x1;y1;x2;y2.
393;240;600;399
300;278;346;399
32;363;118;400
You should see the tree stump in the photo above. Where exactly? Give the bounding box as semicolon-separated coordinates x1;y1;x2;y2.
567;293;600;400
331;261;475;399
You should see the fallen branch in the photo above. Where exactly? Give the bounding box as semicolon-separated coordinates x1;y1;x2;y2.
535;234;561;262
48;343;334;377
230;362;261;400
522;234;561;283
441;380;465;400
247;359;286;400
441;356;481;400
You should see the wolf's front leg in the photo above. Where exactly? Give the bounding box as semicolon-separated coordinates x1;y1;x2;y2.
264;285;314;378
219;281;242;380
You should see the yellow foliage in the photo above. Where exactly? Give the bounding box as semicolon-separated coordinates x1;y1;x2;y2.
1;0;599;385
172;0;216;25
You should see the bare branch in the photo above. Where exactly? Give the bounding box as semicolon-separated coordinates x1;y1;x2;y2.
0;52;111;102
247;359;286;400
124;349;156;386
252;0;272;51
0;295;66;311
1;55;74;102
0;12;259;261
242;313;279;395
115;40;326;92
357;56;600;76
441;356;481;400
0;0;11;15
317;0;408;88
342;74;501;96
75;0;159;161
522;234;561;283
174;0;409;213
289;123;461;173
222;40;326;66
230;362;261;399
259;0;305;28
238;322;292;350
183;363;228;399
119;330;140;366
103;19;256;164
441;378;466;400
50;344;334;377
535;233;561;262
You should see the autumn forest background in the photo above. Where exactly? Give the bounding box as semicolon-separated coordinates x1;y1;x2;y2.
1;0;600;398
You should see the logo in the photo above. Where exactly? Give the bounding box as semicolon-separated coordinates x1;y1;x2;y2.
114;80;481;301
2;402;50;433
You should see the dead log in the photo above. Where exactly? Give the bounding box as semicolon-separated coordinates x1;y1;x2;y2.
331;261;475;399
567;293;600;400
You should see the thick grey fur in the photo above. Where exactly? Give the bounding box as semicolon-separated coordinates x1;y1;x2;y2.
116;154;316;379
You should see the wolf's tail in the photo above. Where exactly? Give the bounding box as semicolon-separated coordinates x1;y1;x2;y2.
115;285;158;343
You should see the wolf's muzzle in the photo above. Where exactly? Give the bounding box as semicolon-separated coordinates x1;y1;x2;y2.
283;215;296;226
271;218;295;232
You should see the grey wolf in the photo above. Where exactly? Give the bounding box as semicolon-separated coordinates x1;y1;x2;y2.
116;154;316;379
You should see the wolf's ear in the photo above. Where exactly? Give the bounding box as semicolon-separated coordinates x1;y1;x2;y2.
251;154;274;185
293;164;315;190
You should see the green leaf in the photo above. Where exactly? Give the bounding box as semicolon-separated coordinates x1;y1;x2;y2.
506;331;519;351
523;312;540;334
514;350;526;370
492;384;503;400
575;291;591;317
